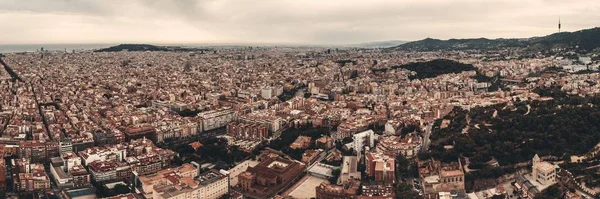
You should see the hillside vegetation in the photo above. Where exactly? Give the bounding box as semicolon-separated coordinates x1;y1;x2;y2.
95;44;209;52
429;94;600;166
392;59;477;80
392;27;600;52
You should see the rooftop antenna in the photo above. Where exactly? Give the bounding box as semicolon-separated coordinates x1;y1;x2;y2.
558;17;561;33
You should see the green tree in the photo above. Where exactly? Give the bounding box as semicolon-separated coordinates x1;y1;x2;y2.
395;183;420;199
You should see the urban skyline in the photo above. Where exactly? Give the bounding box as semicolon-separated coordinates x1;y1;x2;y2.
2;1;600;199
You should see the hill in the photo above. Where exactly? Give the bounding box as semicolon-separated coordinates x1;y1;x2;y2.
95;44;210;52
94;44;168;52
348;40;408;48
391;27;600;52
392;59;477;80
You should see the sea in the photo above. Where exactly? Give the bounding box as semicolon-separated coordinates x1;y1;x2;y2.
0;44;115;53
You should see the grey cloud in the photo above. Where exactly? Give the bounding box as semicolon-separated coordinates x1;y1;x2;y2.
0;0;110;15
0;0;598;44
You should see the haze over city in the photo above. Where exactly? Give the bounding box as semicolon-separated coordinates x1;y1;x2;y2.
0;0;599;45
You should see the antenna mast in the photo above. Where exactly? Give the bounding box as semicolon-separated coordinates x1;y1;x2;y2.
558;17;561;33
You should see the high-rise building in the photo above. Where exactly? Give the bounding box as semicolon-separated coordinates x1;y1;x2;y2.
261;86;273;99
352;129;375;154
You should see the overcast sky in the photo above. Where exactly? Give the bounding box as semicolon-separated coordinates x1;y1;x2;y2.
0;0;598;45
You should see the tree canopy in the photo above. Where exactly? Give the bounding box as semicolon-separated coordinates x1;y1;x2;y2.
392;59;477;80
430;95;600;166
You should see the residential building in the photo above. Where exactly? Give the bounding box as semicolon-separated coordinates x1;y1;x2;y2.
198;107;236;132
79;138;175;182
18;140;58;163
261;86;273;99
136;163;198;198
376;133;422;159
238;110;285;135
49;152;91;188
352;129;375;154
316;136;334;149
359;183;395;198
302;149;324;164
152;169;229;199
14;161;51;192
316;179;361;199
226;122;269;141
365;153;395;184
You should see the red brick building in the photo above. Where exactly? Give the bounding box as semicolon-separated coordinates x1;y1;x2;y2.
366;153;395;184
238;157;305;198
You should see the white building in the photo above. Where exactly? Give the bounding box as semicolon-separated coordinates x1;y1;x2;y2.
352;129;375;154
197;107;236;132
78;146;126;165
384;120;401;135
49;152;89;188
261;86;273;99
532;154;556;186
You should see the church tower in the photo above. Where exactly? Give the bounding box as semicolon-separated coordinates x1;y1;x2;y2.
532;154;540;177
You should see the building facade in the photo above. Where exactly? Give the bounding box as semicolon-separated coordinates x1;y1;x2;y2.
418;158;465;194
376;133;422;159
366;153;395;184
316;180;361;199
198;107;236;132
352;130;375;154
226;122;269;141
238;157;306;198
532;154;556;186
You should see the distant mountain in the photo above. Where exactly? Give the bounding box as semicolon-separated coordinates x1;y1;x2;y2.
348;40;408;48
391;27;600;52
95;44;210;52
392;59;477;80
